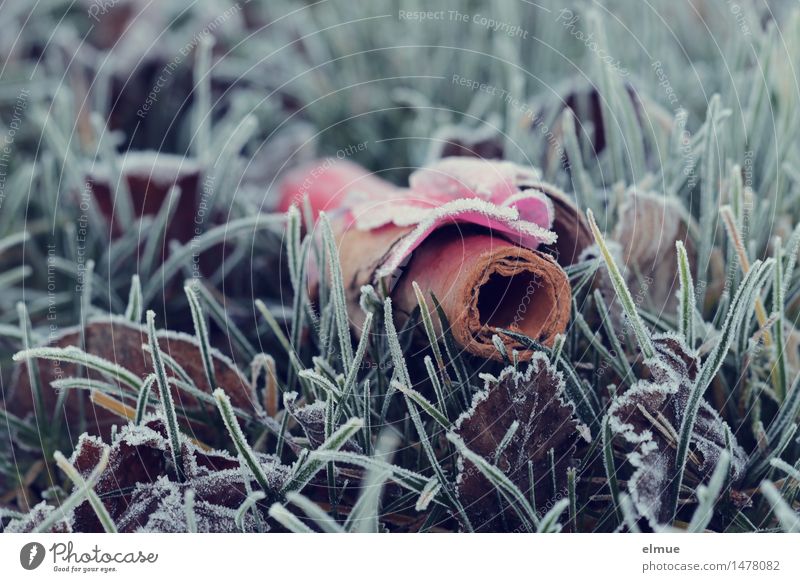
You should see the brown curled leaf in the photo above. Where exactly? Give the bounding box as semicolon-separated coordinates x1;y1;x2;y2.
453;353;590;531
63;416;288;532
613;191;697;313
608;334;747;526
7;316;257;439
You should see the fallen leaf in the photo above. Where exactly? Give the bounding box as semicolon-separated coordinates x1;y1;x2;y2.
7;316;257;439
453;353;589;531
608;334;747;526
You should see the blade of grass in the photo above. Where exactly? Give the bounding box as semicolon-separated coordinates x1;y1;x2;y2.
536;498;569;533
268;503;313;533
602;415;622;523
124;274;143;323
687;450;731;532
320;213;354;374
214;388;272;494
146;310;184;482
676;240;696;348
587;209;655;360
760;480;800;532
285;491;344;533
668;259;774;521
448;432;537;531
281;417;364;494
34;447;111;533
134;374;157;425
16;302;47;427
392;381;450;430
185;282;217;393
235;491;266;532
13;346;141;391
183;490;197;533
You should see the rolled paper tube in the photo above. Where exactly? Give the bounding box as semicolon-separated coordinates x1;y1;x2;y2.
330;222;571;361
392;230;571;359
279;158;580;360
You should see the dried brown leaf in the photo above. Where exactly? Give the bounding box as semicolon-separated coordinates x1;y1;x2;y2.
453;353;589;531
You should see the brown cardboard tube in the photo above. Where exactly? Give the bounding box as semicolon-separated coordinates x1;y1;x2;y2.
393;229;571;359
284;160;581;361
